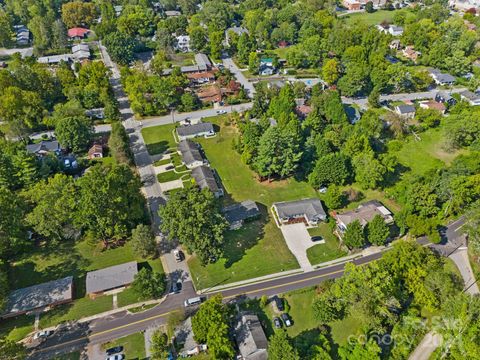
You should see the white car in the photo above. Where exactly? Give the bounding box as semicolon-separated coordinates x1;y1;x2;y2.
216;110;227;114
33;329;54;340
106;355;125;360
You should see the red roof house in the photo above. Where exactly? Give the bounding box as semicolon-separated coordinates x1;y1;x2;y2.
68;27;90;39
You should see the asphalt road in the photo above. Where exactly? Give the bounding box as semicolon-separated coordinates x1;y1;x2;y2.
28;251;383;360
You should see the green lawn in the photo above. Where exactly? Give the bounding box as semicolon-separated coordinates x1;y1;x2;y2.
388;124;468;175
342;10;398;26
306;224;347;266
141;123;177;155
7;240;163;336
103;332;146;360
168;52;195;67
0;314;35;342
157;170;189;183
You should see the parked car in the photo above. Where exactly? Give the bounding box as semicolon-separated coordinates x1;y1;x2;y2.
170;281;182;294
311;236;324;242
174;249;183;262
216;110;227;114
273;317;282;329
318;186;327;193
33;330;54;340
273;296;284;312
184;296;206;307
281;313;292;327
106;355;125;360
105;346;124;356
165;165;174;170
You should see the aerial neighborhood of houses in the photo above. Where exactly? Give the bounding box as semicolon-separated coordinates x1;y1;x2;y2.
3;1;480;359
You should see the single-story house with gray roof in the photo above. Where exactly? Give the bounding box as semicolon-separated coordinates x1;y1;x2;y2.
235;314;268;360
2;276;73;318
334;200;393;235
176;122;215;141
26;140;62;156
178;140;206;169
86;261;138;297
191;165;223;198
223;200;261;230
272;198;327;226
394;104;416;119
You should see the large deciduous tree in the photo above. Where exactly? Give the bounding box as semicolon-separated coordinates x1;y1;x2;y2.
61;1;98;28
0;186;27;258
76;164;145;245
159;188;227;264
366;215;390;246
103;32;137;65
192;295;234;359
343;220;366;249
268;331;300;360
131;268;165;300
26;174;77;243
54;115;93;153
308;153;349;188
131;224;156;258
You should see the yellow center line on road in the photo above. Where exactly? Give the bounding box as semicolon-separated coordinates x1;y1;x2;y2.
223;268;345;299
36;266;351;354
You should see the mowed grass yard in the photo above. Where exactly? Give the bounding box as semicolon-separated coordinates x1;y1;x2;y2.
388;124;468;176
143;117;321;289
306;223;347;266
342;9;398;26
2;240;163;340
102;332;146;360
141;123;177;155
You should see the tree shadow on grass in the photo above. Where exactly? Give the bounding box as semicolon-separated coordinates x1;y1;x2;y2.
8;241;91;290
293;326;339;359
222;203;269;269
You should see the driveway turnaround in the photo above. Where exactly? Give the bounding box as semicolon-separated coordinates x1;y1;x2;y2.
280;223;315;272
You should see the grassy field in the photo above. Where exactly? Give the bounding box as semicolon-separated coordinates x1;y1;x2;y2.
141;123;177;155
388;124;468;175
169;52;195;66
5;240;163;337
306;224;347;266
342;10;398;26
103;332;146;360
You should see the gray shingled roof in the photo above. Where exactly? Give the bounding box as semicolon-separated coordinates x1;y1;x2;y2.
235;314;268;360
191;166;221;194
336;200;393;228
178;140;204;166
86;261;138;294
3;276;73;316
396;104;416;114
273;198;326;223
176;122;214;137
460;90;480;101
223;200;260;224
26;140;61;154
195;53;212;68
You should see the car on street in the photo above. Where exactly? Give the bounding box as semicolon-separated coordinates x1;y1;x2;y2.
273;296;284;312
311;236;324;242
105;346;124;356
174;249;183;262
33;330;54;340
170;281;182;294
273;317;282;329
216;110;227;114
281;313;292;327
184;296;206;307
106;355;125;360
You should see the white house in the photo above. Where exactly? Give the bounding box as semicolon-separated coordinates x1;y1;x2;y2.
176;122;215;141
460;90;480;106
175;35;191;52
429;69;456;86
388;26;404;36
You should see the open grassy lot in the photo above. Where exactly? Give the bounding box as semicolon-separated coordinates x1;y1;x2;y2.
168;52;195;66
306;223;347;266
6;240;163;335
103;332;146;360
141;123;177;155
388;125;468;175
342;10;398;26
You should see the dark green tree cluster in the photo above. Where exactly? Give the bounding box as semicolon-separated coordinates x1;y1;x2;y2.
159;188;228;264
131;268;166;300
310;241;462;358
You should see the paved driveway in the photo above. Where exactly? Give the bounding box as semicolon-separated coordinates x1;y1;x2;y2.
280;224;315;272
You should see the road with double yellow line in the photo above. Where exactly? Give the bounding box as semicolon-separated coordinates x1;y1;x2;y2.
29;251;385;359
